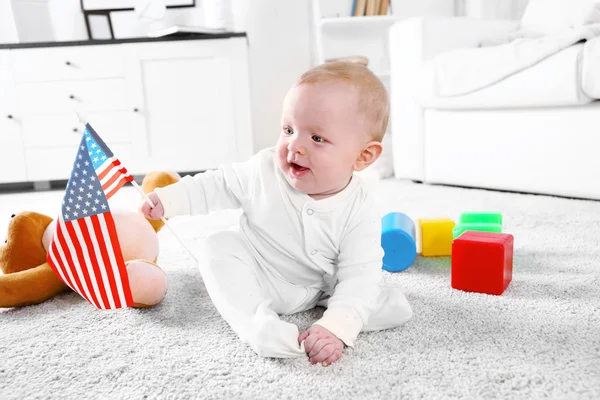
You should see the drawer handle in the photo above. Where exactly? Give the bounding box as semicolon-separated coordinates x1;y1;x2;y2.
7;114;13;119
69;94;76;100
133;108;139;113
73;127;79;133
65;61;72;66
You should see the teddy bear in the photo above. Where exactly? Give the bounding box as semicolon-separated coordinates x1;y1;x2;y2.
0;171;179;309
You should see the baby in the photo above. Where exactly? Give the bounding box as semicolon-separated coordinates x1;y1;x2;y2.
142;61;412;365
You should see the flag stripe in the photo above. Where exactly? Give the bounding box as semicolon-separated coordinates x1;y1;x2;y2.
53;218;93;305
48;241;75;293
71;219;108;310
63;218;103;309
101;213;133;307
97;159;118;181
90;215;122;308
53;221;87;301
104;176;130;200
80;217;114;309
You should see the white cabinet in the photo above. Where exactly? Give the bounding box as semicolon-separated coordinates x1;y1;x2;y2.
0;50;26;183
0;35;253;184
123;38;253;173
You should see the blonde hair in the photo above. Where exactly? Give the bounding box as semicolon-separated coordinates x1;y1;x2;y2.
296;61;389;142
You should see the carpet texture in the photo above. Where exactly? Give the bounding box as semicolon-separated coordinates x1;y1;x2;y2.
1;180;599;399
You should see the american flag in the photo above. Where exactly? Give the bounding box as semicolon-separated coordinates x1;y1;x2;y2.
46;123;134;309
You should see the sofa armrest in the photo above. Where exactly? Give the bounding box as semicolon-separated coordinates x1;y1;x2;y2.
389;17;519;181
583;36;600;99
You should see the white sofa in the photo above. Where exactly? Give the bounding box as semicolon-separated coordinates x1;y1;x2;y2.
388;14;600;200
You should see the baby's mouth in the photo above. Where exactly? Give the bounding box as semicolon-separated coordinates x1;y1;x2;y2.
289;161;310;177
290;162;309;172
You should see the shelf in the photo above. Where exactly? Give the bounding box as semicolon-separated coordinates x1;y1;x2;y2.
318;15;399;29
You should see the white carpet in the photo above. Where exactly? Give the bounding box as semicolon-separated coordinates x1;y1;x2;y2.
1;179;599;399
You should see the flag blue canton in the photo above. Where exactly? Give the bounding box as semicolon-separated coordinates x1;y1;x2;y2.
61;132;110;222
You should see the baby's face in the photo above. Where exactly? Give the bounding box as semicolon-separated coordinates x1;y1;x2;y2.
276;83;367;199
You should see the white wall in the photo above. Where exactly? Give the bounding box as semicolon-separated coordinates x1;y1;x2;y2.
460;0;530;19
245;0;313;151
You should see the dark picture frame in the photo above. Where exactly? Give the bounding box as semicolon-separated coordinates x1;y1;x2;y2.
80;0;197;40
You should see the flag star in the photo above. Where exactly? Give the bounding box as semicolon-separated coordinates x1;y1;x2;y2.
80;145;85;150
77;195;83;201
65;214;70;219
93;157;99;163
78;154;83;159
79;187;84;192
101;204;107;210
76;163;81;168
72;181;77;186
94;198;100;204
82;170;88;176
92;206;97;212
73;211;78;217
86;136;91;141
96;149;101;154
85;161;90;166
85;201;91;207
83;209;88;215
74;172;79;178
90;176;96;181
96;190;101;195
89;152;93;157
80;178;86;184
70;189;75;195
75;204;81;209
91;143;97;148
101;155;107;160
66;206;71;212
68;198;74;203
62;200;65;205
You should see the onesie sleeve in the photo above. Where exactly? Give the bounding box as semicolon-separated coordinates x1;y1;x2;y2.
313;201;383;347
153;150;265;218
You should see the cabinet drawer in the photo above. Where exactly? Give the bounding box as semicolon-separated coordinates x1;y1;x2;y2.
11;45;124;82
25;144;132;181
21;111;133;148
17;79;128;115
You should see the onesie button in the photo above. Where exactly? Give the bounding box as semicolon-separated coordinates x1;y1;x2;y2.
311;250;317;255
307;209;314;215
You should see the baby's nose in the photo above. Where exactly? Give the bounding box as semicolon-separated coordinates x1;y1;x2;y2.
288;137;306;155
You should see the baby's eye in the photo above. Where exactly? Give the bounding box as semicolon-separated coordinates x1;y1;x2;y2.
312;135;323;143
283;126;293;135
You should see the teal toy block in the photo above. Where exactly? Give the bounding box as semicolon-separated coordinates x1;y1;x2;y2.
452;212;502;239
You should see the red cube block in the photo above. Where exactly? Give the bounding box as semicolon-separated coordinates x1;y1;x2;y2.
451;231;514;295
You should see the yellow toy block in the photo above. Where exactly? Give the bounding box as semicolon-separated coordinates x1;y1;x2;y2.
418;218;456;257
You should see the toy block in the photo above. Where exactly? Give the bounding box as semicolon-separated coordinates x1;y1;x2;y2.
453;212;503;238
381;212;416;272
451;231;514;295
418;218;455;257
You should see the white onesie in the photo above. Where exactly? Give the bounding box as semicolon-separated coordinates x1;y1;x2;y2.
155;148;412;357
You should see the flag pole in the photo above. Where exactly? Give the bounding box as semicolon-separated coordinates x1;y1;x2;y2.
130;180;199;264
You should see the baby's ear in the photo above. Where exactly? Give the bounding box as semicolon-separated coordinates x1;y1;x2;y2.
354;141;382;172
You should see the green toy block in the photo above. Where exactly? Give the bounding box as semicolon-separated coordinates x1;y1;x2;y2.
452;212;503;239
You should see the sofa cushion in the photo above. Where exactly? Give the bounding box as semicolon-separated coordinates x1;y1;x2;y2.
417;43;594;109
521;0;600;34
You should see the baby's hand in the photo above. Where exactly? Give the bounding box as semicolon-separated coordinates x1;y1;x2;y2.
298;325;344;366
140;192;165;220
